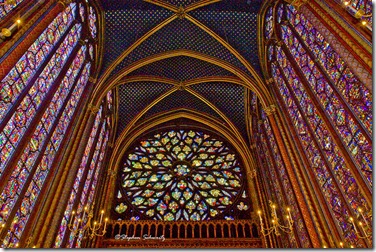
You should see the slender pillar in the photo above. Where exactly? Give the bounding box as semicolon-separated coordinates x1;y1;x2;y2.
264;104;321;248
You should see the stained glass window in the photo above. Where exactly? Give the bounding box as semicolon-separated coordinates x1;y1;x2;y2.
88;6;97;39
115;129;252;222
54;107;102;248
0;0;97;247
340;0;372;30
0;7;79;177
265;7;273;40
264;2;371;247
0;0;23;22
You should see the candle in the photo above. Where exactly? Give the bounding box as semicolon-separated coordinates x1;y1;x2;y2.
103;218;108;232
358;208;369;228
349;217;357;233
100;210;104;224
339;242;343;248
287;207;292;221
359;222;367;234
69;211;75;225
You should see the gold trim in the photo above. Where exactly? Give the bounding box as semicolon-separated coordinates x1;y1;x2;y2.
95;14;178;90
264;104;276;116
91;50;273;109
87;103;100;115
143;0;178;12
308;1;372;61
105;110;259;224
185;15;267;93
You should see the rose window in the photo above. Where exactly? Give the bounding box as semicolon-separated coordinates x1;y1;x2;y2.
115;130;250;221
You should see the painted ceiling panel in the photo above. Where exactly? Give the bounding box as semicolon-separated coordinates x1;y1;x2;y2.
117;82;173;136
128;56;236;81
139;90;223;123
109;18;250;78
102;8;173;74
190;82;248;141
190;9;262;75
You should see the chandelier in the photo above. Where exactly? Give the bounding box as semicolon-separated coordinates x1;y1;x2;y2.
257;201;293;236
68;205;108;239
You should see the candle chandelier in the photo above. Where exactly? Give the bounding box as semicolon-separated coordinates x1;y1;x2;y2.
349;208;372;241
68;205;108;240
258;201;293;237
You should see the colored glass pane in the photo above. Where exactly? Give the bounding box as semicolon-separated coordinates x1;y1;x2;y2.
265;7;273;39
270;61;362;246
89;6;97;39
286;4;372;135
0;23;82;178
0;0;24;22
279;24;372;186
54;106;102;248
117;130;248;221
0;3;76;124
68;121;107;248
262;113;310;248
1;62;91;248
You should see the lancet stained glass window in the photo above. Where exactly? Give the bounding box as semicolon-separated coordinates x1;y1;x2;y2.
264;2;372;247
115;129;252;222
0;0;24;22
0;0;99;248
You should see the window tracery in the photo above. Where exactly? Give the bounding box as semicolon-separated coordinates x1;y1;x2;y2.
114;129;252;222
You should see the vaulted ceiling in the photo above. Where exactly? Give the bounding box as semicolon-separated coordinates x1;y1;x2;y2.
98;0;265;144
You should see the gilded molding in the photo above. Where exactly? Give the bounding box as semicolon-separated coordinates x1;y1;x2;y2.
284;0;308;10
308;1;372;61
264;104;276;116
0;1;54;58
300;5;372;89
87;103;99;115
177;5;186;19
88;76;97;83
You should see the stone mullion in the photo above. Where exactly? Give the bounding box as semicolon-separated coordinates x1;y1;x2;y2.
273;60;363;219
91;144;114;248
40;98;97;248
0;39;82;195
19;58;89;248
278;103;339;249
269;84;338;248
61;118;105;248
306;1;372;66
277;39;372;204
0;1;62;62
283;20;371;142
253;134;279;248
270;75;366;247
283;20;372;193
259;123;295;248
0;51;87;248
34;81;92;248
262;118;309;248
0;20;78;133
263;105;321;248
74;123;108;248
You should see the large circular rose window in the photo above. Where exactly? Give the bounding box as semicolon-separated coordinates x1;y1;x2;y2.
115;129;250;221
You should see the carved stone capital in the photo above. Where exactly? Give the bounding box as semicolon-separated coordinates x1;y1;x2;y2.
264;104;277;116
57;0;72;8
265;78;274;85
88;103;99;115
284;0;308;10
88;76;97;83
